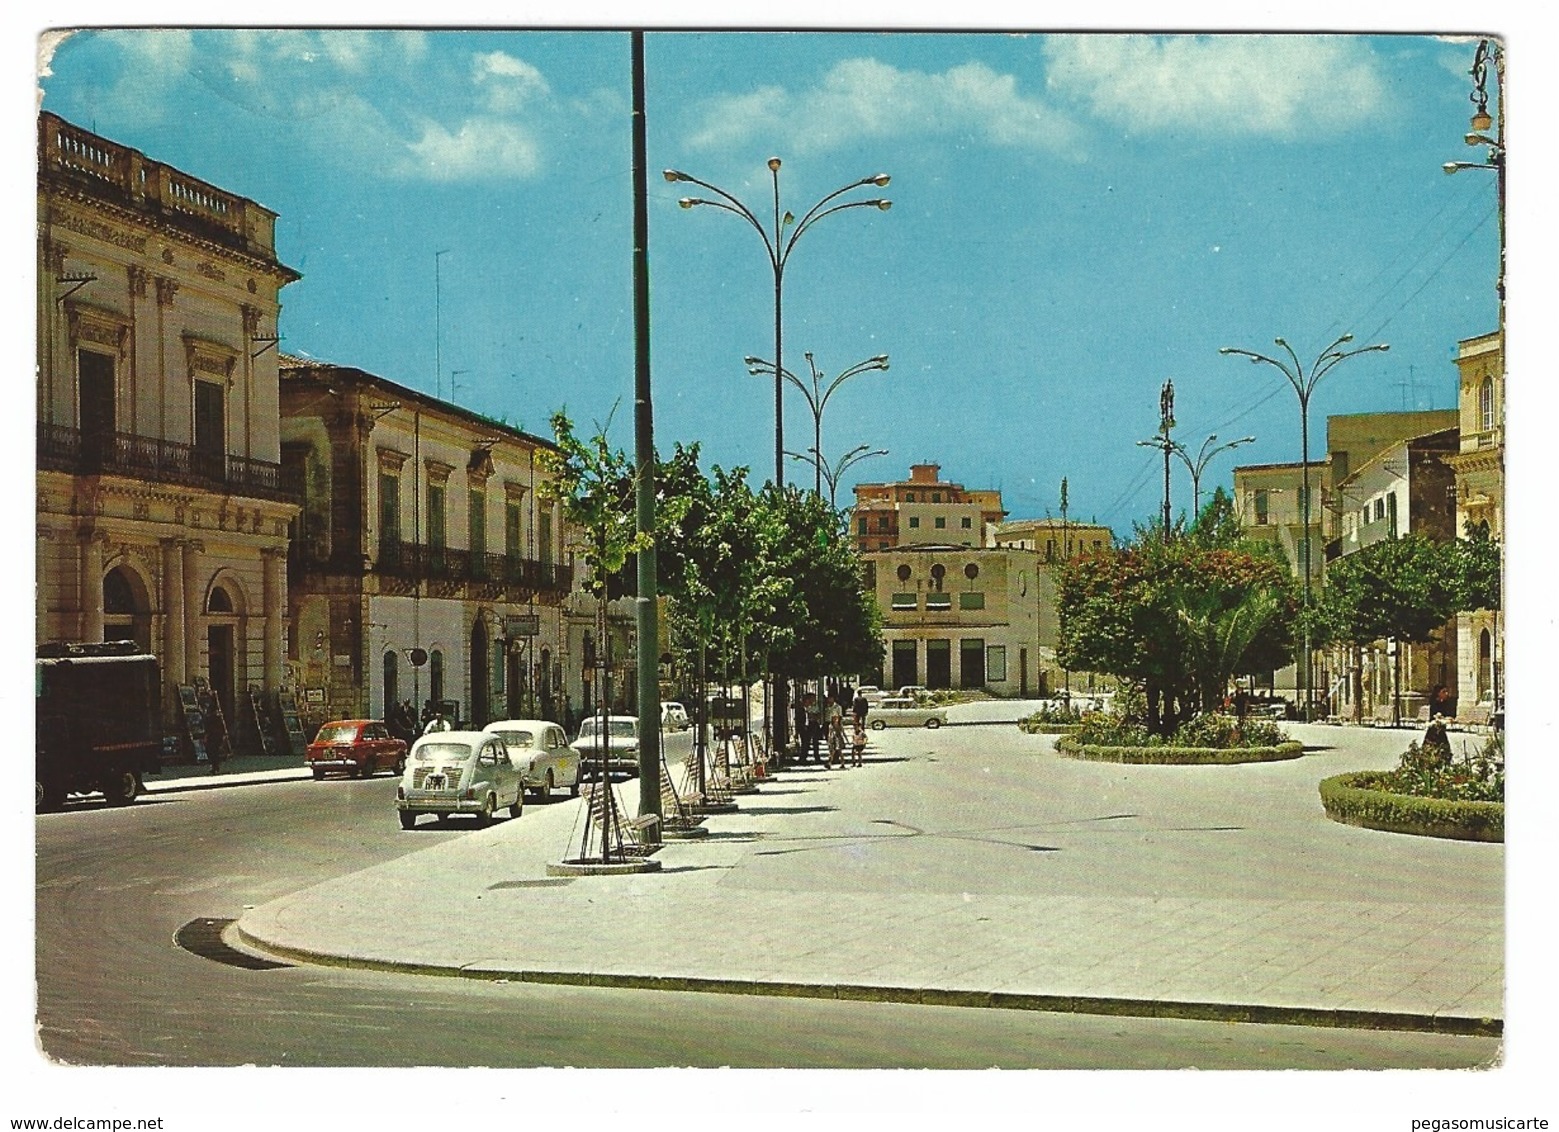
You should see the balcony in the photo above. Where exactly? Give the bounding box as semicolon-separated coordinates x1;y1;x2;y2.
38;422;297;504
369;539;572;598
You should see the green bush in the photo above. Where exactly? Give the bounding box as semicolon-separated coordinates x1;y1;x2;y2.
1368;732;1504;804
1070;710;1289;751
1318;772;1503;842
1057;734;1304;764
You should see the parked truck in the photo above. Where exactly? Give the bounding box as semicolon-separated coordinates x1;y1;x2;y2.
36;641;163;811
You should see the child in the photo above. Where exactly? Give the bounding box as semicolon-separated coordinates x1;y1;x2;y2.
850;720;866;767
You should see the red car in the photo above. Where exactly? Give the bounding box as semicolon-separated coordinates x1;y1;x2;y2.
307;720;408;779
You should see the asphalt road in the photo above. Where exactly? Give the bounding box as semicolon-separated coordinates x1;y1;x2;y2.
30;737;1501;1074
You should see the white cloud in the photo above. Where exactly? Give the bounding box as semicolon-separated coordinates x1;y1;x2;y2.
1042;34;1387;138
472;51;551;114
687;57;1073;156
402;117;542;181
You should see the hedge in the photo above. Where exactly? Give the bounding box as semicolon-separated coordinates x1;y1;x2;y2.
1055;735;1305;764
1318;772;1504;843
1016;721;1083;735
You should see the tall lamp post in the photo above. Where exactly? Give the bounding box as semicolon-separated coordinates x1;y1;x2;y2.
1135;378;1177;535
1172;433;1257;517
788;443;889;511
665;160;891;488
1444;38;1505;313
1220;335;1388;720
747;352;889;497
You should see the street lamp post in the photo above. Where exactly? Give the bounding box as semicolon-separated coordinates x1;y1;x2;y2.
1444;38;1505;312
1172;433;1257;517
747;352;889;498
1135;378;1177;536
1220;335;1388;720
665;160;891;488
787;443;889;511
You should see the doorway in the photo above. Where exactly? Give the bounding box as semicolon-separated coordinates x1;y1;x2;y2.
207;624;236;728
470;618;490;727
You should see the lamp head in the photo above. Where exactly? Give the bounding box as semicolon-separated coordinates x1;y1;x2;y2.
678;197;696;209
874;199;893;211
1273;337;1288;347
767;156;782;172
662;169;686;183
1471;108;1494;133
869;173;891;187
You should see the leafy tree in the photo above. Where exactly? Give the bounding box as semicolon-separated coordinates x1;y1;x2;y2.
1315;533;1459;726
1057;536;1296;734
1184;485;1246;549
1452;523;1501;613
536;410;651;599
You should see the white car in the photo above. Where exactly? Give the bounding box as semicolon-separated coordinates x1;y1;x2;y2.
575;715;641;775
897;685;930;701
483;719;581;799
853;686;886;705
396;730;524;829
660;702;691;732
869;697;947;729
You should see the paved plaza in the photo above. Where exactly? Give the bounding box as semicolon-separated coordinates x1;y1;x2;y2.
230;707;1503;1035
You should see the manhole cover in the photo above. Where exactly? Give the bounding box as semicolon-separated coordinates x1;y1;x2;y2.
175;917;292;970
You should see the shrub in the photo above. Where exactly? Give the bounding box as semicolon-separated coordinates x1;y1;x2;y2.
1361;732;1504;804
1171;712;1288;750
1318;772;1503;842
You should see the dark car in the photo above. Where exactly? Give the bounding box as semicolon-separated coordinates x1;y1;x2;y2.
307;719;408;779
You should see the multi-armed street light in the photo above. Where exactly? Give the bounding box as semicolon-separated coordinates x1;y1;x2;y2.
1444;37;1505;311
664;159;891;488
788;443;890;511
1219;335;1388;720
745;351;890;498
1173;433;1257;517
1135;378;1177;534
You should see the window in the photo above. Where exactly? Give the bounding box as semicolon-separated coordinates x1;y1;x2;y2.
1374;498;1386;521
858;517;868;535
896;564;912;582
505;500;522;559
1479;377;1495;431
891;592;918;611
427;483;447;550
469;488;487;557
926;592;952;611
931;492;942;503
538;509;553;564
929;564;945;590
905;492;915;502
959;592;985;610
961;517;972;529
934;516;946;529
378;472;400;558
959;638;985;688
1254;490;1269;525
877;515;890;532
193;379;225;478
986;645;1007;683
964;563;979;580
909;516;920;529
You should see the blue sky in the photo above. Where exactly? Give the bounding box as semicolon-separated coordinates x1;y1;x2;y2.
36;27;1502;532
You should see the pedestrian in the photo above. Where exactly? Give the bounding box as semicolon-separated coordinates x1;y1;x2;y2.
850;719;866;767
825;695;845;769
803;692;822;763
852;687;869;729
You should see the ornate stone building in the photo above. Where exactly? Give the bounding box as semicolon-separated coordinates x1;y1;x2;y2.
279;359;577;731
1447;329;1504;721
36;113;300;736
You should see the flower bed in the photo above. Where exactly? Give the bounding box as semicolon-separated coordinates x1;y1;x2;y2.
1056;734;1304;764
1318;773;1503;842
1017;721;1083;735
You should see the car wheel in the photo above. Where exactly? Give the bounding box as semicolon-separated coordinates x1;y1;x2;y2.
870;720;886;731
399;810;417;830
311;768;325;780
924;718;942;729
508;790;523;819
543;769;555;798
102;769;140;806
569;772;580;798
475;795;496;827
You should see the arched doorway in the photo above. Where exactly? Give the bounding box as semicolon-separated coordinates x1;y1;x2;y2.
102;563;151;651
205;582;241;730
470;618;490;727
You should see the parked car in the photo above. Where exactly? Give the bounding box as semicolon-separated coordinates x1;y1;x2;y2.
575;715;642;775
869;697;947;729
660;701;691;732
483;719;581;799
396;730;523;829
853;686;886;706
307;719;408;779
897;685;930;701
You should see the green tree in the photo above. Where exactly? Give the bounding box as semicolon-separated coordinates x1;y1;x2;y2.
1315;533;1460;726
1058;536;1296;734
1452;523;1501;614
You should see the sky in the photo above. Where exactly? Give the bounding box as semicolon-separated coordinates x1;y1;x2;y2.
33;26;1504;534
14;6;1555;1127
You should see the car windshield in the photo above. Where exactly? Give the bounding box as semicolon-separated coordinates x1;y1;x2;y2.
492;730;534;749
581;720;636;738
315;723;360;743
416;742;472;761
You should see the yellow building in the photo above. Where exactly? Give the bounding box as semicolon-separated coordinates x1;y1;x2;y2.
1446;329;1504;721
992;517;1113;562
36;113;300;745
279;359;590;731
851;463;1007;551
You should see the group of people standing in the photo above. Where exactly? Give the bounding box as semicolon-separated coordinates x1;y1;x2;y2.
795;687;870;769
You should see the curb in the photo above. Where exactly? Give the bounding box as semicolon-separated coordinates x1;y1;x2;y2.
146;770;314;795
231;922;1502;1039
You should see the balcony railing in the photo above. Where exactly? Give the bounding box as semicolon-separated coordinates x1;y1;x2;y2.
38;422;297;503
372;539;572;595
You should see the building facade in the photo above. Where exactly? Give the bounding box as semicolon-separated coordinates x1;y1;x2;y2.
279;359;578;732
851;463;1006;552
1446;330;1504;721
992;517;1114;562
36;113;301;743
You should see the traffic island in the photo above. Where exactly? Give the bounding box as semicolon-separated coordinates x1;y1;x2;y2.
1318;773;1504;842
546;856;663;876
1055;735;1305;764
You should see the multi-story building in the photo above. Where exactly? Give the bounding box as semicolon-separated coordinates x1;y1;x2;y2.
1446;329;1504;720
279;358;585;732
1324;427;1459;722
851;463;1006;552
36;113;301;740
863;543;1053;696
992;517;1113;562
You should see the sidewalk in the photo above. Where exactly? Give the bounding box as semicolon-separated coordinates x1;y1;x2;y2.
145;754;314;793
235;717;1503;1037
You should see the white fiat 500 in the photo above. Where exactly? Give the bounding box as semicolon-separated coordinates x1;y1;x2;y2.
483;719;581;799
868;697;948;730
396;730;524;829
